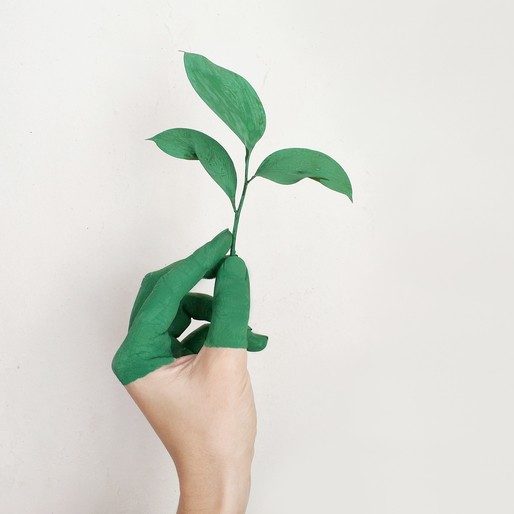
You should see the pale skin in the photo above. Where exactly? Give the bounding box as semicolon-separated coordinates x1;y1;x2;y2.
125;348;255;513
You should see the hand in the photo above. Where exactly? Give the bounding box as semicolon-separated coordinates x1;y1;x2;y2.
112;229;266;514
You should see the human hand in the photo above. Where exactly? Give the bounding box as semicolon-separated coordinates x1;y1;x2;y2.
112;229;266;514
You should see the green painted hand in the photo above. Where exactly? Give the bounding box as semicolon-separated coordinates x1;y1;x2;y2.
112;229;267;385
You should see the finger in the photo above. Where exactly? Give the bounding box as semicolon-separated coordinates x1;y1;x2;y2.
169;293;268;343
248;329;268;352
178;323;268;354
112;231;231;385
130;229;232;336
112;331;174;385
129;262;184;328
204;259;223;280
204;256;250;349
168;293;212;337
128;231;231;328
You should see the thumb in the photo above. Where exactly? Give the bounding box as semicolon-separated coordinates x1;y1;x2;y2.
204;256;250;349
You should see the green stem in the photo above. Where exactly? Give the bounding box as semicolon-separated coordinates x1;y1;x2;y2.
230;148;251;255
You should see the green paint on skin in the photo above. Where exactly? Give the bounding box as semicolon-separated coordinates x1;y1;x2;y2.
205;256;250;349
112;230;267;385
168;292;267;351
179;324;267;355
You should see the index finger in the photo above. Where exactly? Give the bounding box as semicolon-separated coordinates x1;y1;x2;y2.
130;229;232;336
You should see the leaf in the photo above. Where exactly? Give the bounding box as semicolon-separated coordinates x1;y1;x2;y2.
183;52;266;152
149;128;237;207
255;148;353;201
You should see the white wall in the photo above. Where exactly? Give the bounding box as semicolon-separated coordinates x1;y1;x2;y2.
2;1;513;512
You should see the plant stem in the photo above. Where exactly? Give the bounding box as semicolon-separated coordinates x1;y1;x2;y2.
230;148;251;255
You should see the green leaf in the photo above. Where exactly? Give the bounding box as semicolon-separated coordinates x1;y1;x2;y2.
183;52;266;152
255;148;353;201
149;128;237;207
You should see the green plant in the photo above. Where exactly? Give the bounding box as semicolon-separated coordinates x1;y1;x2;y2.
149;52;353;255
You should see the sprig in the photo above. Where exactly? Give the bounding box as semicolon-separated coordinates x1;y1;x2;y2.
149;52;353;255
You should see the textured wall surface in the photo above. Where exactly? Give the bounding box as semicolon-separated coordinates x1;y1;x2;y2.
1;1;513;512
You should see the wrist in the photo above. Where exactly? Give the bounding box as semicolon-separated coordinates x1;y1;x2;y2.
177;467;251;514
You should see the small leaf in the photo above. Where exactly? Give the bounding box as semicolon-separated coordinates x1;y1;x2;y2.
149;128;237;207
255;148;352;201
183;52;266;152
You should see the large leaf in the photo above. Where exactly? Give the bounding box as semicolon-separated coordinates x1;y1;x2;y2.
149;128;237;207
255;148;352;201
183;52;266;152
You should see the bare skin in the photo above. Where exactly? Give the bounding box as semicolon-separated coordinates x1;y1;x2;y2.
125;347;255;514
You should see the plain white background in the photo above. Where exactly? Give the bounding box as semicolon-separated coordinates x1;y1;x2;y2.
1;0;513;512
